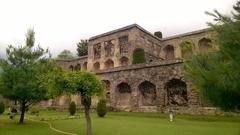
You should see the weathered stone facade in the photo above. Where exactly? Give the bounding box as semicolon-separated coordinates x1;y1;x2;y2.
53;24;215;113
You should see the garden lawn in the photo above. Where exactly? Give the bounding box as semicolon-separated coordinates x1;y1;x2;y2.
0;111;240;135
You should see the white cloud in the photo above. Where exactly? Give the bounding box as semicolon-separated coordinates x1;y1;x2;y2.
0;0;236;57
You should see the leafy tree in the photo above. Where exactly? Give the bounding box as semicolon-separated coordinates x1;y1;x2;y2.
185;1;240;110
57;49;74;59
60;71;104;135
132;48;146;64
76;40;88;56
0;29;60;123
69;101;76;115
0;102;4;114
96;99;107;117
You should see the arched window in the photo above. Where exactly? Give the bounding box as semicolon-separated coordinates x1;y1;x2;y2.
138;81;157;106
93;62;100;70
120;57;129;66
163;45;175;60
104;59;114;69
116;82;131;107
165;79;188;106
180;41;194;59
198;38;212;53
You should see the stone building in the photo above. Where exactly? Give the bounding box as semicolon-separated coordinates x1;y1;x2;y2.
55;24;215;113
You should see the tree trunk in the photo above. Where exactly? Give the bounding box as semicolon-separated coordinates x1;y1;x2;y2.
81;97;92;135
19;101;26;124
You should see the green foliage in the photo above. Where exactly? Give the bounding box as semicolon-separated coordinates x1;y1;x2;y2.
77;40;88;56
58;70;104;135
0;29;61;123
185;1;240;110
69;101;76;115
97;99;107;117
57;49;74;59
0;102;4;114
180;42;193;51
132;48;146;64
61;71;104;97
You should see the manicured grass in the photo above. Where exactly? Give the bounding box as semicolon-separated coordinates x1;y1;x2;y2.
0;111;240;135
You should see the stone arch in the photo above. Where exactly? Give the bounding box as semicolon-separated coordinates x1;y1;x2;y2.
138;81;157;106
163;45;175;60
103;80;111;103
82;62;87;70
180;41;194;58
198;38;212;53
165;79;188;106
104;59;114;69
74;64;81;71
93;62;100;70
69;65;74;71
120;57;129;66
116;82;131;107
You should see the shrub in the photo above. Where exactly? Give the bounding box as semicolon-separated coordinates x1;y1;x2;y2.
132;48;146;64
97;99;107;117
69;101;76;115
0;102;5;114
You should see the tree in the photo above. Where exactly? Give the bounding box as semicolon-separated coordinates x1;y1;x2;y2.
60;71;104;135
0;102;4;114
96;99;107;117
132;48;146;64
185;1;240;110
69;101;76;115
0;29;60;123
76;40;88;56
57;49;74;59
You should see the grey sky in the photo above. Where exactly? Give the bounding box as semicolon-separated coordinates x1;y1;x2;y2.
0;0;236;58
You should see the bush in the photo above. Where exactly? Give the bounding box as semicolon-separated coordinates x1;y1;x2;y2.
0;102;5;114
132;48;146;64
69;101;76;115
97;99;107;117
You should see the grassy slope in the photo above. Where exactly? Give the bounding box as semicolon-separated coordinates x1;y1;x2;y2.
0;111;240;135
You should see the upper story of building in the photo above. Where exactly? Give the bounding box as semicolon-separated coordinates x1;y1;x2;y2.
57;24;215;71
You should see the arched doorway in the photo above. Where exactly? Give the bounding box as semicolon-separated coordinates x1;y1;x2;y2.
138;81;157;106
82;62;87;70
74;64;81;71
198;38;212;53
103;80;111;104
116;82;131;107
164;45;175;59
165;79;188;106
180;41;194;58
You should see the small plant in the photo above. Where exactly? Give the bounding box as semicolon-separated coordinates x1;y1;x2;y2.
181;41;193;51
97;99;107;117
69;101;76;115
0;102;5;114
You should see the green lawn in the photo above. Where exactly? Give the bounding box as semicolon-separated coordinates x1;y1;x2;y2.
0;111;240;135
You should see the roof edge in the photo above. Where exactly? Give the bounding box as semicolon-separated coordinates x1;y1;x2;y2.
89;24;162;41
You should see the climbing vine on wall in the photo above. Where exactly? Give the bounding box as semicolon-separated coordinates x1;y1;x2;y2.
132;48;146;64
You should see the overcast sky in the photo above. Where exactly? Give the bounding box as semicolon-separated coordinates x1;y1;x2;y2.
0;0;236;58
